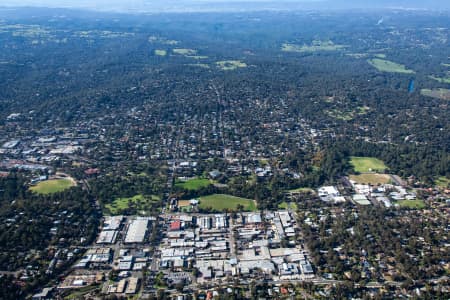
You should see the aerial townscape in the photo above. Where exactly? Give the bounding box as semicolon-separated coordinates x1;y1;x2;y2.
0;1;449;299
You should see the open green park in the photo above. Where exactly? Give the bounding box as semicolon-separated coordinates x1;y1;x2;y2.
105;194;160;215
350;156;388;173
198;194;257;211
175;178;212;190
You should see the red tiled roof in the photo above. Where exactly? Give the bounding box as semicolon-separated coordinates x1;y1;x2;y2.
170;220;181;231
85;168;100;175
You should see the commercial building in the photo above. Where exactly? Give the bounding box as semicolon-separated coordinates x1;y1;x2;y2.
125;217;150;243
97;230;118;244
353;194;371;206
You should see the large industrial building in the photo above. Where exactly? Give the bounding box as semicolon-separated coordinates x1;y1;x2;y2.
124;217;151;243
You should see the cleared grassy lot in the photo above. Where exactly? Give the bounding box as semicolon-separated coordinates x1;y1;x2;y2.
64;284;99;299
30;179;75;194
435;176;450;188
186;63;210;68
326;106;369;121
173;48;197;55
186;55;208;59
199;194;256;211
216;60;247;71
148;36;178;45
278;201;298;210
349;174;391;185
282;40;346;52
346;53;368;59
287;187;315;195
175;178;212;190
421;88;450;100
350;156;388;173
154;49;167;56
178;200;191;207
367;58;414;74
179;200;193;212
428;75;450;84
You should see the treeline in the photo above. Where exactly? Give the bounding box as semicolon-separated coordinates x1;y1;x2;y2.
0;275;23;300
0;173;99;298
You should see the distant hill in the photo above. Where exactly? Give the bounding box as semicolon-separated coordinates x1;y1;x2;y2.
1;0;449;13
317;0;450;10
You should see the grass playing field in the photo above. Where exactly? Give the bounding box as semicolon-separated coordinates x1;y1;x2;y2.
350;156;388;173
349;174;391;185
367;58;415;74
396;199;426;209
30;178;75;194
175;178;212;190
199;194;256;211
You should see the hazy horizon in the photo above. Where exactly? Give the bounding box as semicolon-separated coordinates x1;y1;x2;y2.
1;0;449;13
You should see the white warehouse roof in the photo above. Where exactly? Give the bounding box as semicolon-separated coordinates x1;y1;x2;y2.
125;218;150;243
